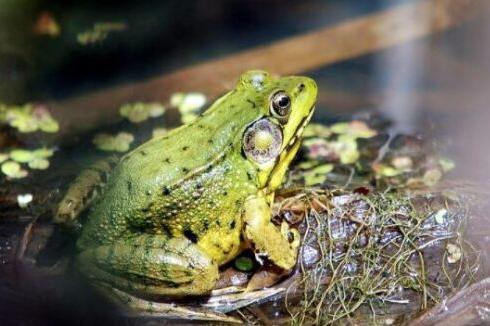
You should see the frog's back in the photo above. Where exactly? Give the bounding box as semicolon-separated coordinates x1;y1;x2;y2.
77;92;262;247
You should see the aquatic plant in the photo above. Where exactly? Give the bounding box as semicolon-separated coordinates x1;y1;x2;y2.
92;132;134;152
0;103;59;133
120;102;165;123
280;189;478;325
170;92;207;124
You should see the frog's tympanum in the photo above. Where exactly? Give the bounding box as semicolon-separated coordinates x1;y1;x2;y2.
56;70;317;307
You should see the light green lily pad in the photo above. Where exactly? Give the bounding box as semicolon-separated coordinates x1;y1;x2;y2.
332;135;360;164
28;158;50;170
303;123;331;138
152;127;168;138
8;113;38;132
3;104;59;133
38;115;59;133
120;102;166;123
1;161;28;178
171;92;207;114
372;163;402;177
330;121;377;139
10;149;35;163
297;160;321;170
303;164;334;186
93;132;134;152
181;113;199;124
32;147;55;159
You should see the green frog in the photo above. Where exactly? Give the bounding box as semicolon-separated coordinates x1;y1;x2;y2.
55;70;317;311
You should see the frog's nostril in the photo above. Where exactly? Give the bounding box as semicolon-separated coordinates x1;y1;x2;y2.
298;83;306;92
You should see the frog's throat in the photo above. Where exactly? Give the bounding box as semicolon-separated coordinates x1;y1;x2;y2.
260;106;315;191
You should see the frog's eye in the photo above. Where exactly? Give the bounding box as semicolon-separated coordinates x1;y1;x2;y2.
270;91;291;120
243;118;282;164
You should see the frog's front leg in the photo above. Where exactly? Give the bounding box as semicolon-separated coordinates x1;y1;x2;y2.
77;234;219;298
243;195;300;270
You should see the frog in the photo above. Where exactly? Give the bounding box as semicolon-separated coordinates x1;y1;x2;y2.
55;70;317;312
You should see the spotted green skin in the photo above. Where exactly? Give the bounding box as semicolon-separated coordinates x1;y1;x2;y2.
76;71;317;301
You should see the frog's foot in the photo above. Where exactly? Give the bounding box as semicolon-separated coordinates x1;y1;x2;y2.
54;157;118;226
96;284;242;324
243;195;300;270
77;234;219;297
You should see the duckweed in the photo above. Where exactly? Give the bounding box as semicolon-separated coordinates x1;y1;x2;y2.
120;102;166;123
93;132;134;152
170;92;206;124
1;161;28;178
0;103;59;133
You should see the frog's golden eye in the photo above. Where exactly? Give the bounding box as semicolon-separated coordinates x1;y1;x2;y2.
270;91;291;120
243;118;282;164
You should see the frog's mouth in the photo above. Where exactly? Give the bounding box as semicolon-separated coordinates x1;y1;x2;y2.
282;105;315;153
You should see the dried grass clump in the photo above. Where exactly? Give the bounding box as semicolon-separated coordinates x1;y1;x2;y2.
283;189;479;325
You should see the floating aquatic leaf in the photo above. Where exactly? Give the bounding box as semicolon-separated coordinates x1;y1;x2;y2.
3;103;59;133
234;257;254;272
1;161;28;178
38;115;59;133
9;147;54;168
303;164;334;186
330;120;377;139
446;243;462;264
7;109;38;132
32;147;55;159
181;113;199;124
120;102;166;123
17;193;33;208
171;92;207;114
152;127;168;138
28;158;50;170
10;149;35;163
148;103;166;118
93;132;134;152
297;160;321;170
334;135;360;164
372;163;402;177
303;123;331;138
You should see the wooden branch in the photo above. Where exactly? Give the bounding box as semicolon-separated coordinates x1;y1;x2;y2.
47;0;481;142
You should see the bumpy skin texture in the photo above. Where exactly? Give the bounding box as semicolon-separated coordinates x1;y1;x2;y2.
74;71;317;300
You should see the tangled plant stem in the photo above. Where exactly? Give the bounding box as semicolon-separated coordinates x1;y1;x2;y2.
282;188;479;325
